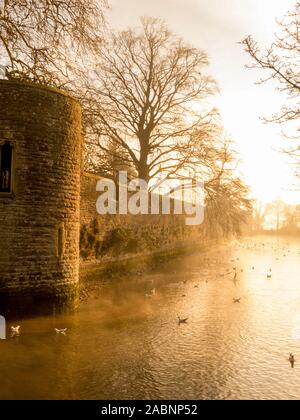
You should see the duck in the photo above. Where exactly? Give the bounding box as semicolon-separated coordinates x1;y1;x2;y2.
289;353;295;367
145;288;156;299
233;298;241;304
178;316;189;324
55;328;67;335
11;326;20;335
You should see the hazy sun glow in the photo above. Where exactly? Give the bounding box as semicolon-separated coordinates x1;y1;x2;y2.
108;0;299;204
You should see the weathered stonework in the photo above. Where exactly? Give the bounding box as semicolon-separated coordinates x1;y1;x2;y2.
80;173;206;265
0;80;82;316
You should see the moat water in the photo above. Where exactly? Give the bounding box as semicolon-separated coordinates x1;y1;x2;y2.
1;236;300;400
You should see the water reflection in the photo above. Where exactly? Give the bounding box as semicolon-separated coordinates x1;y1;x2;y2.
1;236;300;400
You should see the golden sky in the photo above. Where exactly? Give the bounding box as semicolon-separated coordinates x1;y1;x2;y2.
108;0;299;204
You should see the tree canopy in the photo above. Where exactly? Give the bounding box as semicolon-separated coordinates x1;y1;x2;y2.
83;17;219;184
0;0;108;87
242;2;300;169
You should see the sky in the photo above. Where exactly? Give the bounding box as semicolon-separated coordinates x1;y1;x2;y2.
108;0;299;204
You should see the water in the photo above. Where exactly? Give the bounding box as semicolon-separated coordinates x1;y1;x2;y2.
1;236;300;400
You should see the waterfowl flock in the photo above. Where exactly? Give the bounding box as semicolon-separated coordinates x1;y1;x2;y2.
10;325;68;338
173;238;299;368
7;238;299;370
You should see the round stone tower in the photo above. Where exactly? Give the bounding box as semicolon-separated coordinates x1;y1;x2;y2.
0;80;82;317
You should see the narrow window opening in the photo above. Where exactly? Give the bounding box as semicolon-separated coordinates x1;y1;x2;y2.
0;142;13;195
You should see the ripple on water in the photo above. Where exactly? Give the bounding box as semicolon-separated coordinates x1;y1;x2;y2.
1;236;300;399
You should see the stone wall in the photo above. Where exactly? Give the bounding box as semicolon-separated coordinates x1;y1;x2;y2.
0;80;82;316
80;173;206;265
0;80;208;316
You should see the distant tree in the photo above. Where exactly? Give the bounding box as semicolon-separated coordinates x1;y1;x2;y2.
264;199;287;231
242;2;300;164
280;203;300;233
0;0;108;87
204;143;252;237
252;202;267;232
293;205;300;229
82;17;218;185
82;17;251;237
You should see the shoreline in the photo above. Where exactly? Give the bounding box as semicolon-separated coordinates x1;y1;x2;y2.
79;239;221;302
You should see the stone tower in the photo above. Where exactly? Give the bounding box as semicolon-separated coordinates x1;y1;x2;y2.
0;80;82;316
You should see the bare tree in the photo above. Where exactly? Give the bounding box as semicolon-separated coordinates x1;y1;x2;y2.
204;141;252;237
206;178;252;237
86;141;136;184
0;0;108;87
280;203;300;233
82;17;218;185
242;2;300;159
252;202;267;232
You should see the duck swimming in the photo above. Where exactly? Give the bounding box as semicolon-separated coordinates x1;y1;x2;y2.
233;298;241;304
11;326;20;336
178;316;189;324
55;328;67;335
289;353;295;368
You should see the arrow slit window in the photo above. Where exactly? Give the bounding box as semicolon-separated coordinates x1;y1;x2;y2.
0;142;14;195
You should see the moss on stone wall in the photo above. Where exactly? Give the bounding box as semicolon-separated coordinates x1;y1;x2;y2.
80;220;141;259
80;173;207;267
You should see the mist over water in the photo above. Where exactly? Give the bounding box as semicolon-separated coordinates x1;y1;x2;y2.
1;236;300;400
